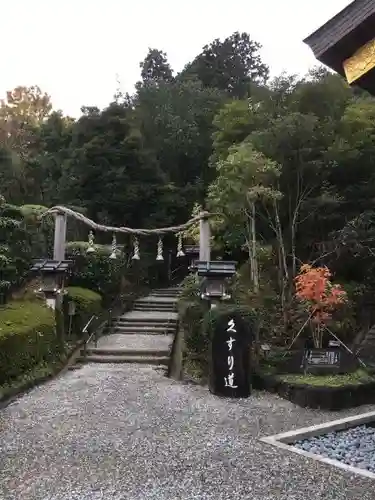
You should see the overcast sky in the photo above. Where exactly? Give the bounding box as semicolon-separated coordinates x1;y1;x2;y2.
1;0;352;117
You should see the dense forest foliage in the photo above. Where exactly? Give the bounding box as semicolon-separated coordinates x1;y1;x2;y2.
2;31;375;342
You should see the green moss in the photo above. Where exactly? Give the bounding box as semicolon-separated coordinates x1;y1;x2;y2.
0;301;54;336
278;369;375;387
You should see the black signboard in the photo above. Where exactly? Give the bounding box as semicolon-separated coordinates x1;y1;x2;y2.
303;349;341;375
210;312;251;398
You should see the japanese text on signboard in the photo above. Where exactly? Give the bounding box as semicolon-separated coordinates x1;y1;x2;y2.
224;318;238;389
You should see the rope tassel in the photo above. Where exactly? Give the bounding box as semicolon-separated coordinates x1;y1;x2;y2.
132;237;140;260
176;232;185;257
156;237;164;261
109;233;117;260
86;230;95;253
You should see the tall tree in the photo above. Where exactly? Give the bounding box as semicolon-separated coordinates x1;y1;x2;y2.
139;48;174;85
180;32;269;98
208;141;281;291
0;85;52;158
59;102;174;229
134;78;225;209
24;111;75;205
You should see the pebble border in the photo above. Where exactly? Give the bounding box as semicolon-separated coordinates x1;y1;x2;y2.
260;410;375;480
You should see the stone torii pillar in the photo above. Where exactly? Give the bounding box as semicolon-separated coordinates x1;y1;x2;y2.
199;211;211;262
53;211;67;261
52;211;67;341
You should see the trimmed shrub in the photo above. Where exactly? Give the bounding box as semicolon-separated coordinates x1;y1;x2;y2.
64;286;102;336
0;301;61;384
66;241;129;305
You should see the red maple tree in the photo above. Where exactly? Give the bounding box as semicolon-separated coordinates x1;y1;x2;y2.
294;264;347;347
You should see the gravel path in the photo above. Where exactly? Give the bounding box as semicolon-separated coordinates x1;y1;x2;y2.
1;364;375;500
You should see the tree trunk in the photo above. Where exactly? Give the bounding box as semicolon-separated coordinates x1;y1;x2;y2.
251;202;259;293
291;222;297;278
273;200;289;333
273;200;288;281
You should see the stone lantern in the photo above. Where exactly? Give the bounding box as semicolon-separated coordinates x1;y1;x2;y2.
196;260;237;306
30;259;73;309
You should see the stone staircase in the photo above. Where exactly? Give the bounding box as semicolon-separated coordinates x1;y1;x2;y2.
76;287;180;366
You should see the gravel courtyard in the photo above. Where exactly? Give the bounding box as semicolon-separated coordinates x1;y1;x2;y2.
1;364;375;500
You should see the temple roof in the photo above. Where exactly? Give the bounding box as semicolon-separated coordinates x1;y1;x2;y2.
304;0;375;76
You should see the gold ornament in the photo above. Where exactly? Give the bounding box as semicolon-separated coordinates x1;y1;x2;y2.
343;38;375;84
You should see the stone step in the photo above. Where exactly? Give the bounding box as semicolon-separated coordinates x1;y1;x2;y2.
153;289;181;293
84;348;170;357
112;323;177;333
115;319;176;326
78;355;169;365
117;316;177;324
110;330;173;336
134;301;177;306
133;302;177;310
113;323;176;330
112;326;175;334
151;292;180;296
133;308;176;313
148;292;179;296
112;328;176;335
133;303;176;308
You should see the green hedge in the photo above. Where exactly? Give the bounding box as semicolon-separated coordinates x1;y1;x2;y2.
64;286;102;336
0;301;62;385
